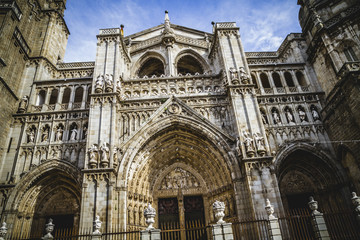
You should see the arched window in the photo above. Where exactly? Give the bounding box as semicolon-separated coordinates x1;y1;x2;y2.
86;87;92;103
36;90;46;106
284;72;295;87
49;89;59;105
74;87;83;103
260;73;270;88
138;58;165;78
251;74;258;88
177;55;203;75
344;47;358;62
272;72;283;87
62;88;71;104
296;71;306;86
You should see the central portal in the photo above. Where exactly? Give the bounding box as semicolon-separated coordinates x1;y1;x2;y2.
158;195;207;240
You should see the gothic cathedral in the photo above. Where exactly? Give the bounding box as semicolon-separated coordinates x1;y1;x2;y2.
0;0;359;236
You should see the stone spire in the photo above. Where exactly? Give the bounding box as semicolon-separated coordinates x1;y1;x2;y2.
163;10;174;35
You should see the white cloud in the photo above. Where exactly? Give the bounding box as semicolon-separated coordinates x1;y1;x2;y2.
63;0;301;62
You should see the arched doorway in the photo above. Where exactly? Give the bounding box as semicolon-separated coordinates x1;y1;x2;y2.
5;162;81;238
120;116;239;235
276;148;347;212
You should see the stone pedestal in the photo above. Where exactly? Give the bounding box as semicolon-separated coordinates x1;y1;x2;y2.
311;214;330;240
268;219;282;240
140;229;161;240
91;233;102;240
212;223;234;240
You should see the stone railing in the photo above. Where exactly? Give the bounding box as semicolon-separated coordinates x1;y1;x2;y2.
246;52;277;58
99;28;120;35
122;73;225;99
57;62;95;69
216;22;237;28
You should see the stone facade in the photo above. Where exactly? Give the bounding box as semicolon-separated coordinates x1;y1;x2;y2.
0;0;359;236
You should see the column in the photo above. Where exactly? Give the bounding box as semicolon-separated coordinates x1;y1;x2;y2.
55;87;64;111
43;87;52;111
81;86;87;109
279;71;290;93
255;71;265;94
68;85;76;109
267;71;277;94
290;70;302;92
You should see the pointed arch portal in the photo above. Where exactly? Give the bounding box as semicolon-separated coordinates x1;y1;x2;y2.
119;107;239;230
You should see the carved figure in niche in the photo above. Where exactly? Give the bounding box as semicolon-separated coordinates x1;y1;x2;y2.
104;74;114;92
18;95;29;113
82;126;88;139
285;109;295;124
239;67;250;84
70;126;78;141
196;87;203;93
220;107;226;119
261;111;268;124
100;142;110;167
116;78;121;92
243;131;255;157
311;107;320;121
42;127;49;142
88;144;98;168
95;75;104;92
229;67;238;80
235;137;242;156
55;126;63;142
27;128;35;143
253;133;266;155
272;110;281;124
298;108;307;122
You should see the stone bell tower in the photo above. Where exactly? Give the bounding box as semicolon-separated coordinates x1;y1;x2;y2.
79;27;129;230
211;22;283;217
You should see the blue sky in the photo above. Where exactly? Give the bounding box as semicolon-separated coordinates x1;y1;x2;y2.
63;0;301;62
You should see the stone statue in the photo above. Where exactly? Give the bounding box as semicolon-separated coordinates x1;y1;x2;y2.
42;127;49;142
311;108;320;121
93;215;102;234
27;129;35;143
0;222;7;239
298;108;307;122
105;74;113;92
43;218;54;239
261;112;268;124
253;133;266;154
18;95;29;113
286;109;294;123
70;126;78;141
308;196;321;215
95;75;104;92
55;126;63;142
100;142;110;167
82;126;87;139
239;67;250;84
243;131;255;156
229;67;237;80
235;137;242;156
88;144;98;168
272;111;281;124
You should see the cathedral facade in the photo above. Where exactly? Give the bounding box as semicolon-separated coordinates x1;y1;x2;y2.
0;0;359;236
